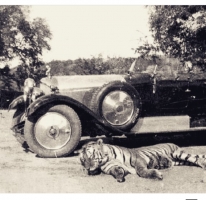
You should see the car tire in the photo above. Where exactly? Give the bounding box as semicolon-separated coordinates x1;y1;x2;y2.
82;88;97;108
89;81;141;130
11;106;28;148
24;104;82;158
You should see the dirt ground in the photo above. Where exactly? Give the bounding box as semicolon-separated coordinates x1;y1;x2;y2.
1;109;206;193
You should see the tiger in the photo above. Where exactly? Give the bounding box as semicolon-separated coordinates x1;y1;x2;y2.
77;139;206;182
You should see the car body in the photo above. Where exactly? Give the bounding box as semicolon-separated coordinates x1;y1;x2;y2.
9;62;206;157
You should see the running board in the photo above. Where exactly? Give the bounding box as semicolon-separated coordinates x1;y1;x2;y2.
131;115;206;134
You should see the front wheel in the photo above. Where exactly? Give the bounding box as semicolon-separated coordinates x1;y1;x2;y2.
24;105;82;158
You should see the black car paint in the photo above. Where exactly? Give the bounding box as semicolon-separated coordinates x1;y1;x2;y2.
125;72;206;117
19;94;127;136
9;71;206;136
8;95;24;111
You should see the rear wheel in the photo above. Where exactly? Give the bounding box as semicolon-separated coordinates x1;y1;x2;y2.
24;104;82;158
89;81;141;130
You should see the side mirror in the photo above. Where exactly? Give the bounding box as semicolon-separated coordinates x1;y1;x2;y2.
45;65;51;79
127;60;136;76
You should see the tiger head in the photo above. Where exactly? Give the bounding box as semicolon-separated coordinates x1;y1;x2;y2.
77;139;109;175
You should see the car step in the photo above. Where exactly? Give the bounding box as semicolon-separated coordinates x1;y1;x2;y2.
131;115;206;134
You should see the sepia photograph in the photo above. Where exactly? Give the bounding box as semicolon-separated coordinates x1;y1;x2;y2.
1;1;206;197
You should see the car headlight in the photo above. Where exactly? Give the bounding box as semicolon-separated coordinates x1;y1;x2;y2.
24;78;36;87
24;78;36;102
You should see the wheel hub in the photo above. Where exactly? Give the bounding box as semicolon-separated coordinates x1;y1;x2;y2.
102;91;134;125
114;103;124;114
47;126;60;139
34;112;72;150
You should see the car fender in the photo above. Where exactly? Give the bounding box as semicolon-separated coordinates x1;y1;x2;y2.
26;94;126;135
8;95;24;111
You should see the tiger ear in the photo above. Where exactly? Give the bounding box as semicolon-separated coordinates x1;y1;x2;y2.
97;139;103;146
74;144;87;154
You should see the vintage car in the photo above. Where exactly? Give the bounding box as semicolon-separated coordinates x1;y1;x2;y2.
9;61;206;158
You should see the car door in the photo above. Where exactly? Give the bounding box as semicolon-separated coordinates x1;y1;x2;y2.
187;71;206;115
154;67;190;115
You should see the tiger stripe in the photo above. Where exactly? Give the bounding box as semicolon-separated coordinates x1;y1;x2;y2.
79;139;206;181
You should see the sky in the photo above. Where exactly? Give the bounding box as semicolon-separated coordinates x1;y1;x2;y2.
2;1;203;68
28;5;152;62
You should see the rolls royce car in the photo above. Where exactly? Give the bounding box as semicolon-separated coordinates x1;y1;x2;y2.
9;61;206;158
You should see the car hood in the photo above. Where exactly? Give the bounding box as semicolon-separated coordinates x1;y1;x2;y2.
40;74;126;91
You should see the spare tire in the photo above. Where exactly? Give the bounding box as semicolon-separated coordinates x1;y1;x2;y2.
89;81;141;130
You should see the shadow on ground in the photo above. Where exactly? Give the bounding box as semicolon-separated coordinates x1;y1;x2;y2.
75;131;206;153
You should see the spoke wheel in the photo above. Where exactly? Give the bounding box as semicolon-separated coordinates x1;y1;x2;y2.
24;105;82;158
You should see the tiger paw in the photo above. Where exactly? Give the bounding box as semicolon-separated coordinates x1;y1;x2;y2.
150;169;163;180
156;173;163;180
158;154;173;169
117;177;125;183
88;168;101;176
197;158;206;170
110;166;126;182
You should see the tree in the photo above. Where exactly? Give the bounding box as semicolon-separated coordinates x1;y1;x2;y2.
0;65;14;90
0;5;52;72
0;65;10;76
105;57;134;74
147;6;206;69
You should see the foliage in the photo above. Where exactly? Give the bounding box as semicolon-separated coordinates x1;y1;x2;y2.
0;5;52;91
0;5;52;71
47;55;181;77
0;65;17;90
1;55;184;92
47;56;135;76
12;63;46;89
147;5;206;69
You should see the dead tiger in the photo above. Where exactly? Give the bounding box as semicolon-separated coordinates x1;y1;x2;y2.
77;139;206;182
